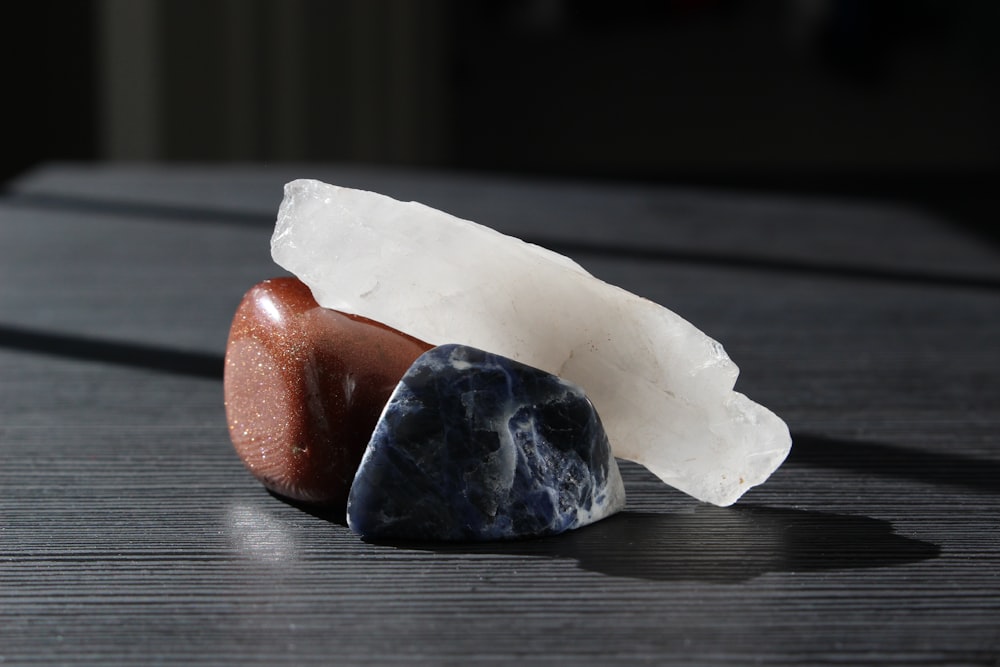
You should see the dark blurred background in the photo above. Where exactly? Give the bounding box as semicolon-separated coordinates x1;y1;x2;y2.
6;0;999;226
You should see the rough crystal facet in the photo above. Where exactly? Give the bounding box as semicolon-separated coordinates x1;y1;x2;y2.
347;344;626;541
272;180;791;506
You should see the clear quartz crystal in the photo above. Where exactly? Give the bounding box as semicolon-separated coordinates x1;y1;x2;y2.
271;179;791;506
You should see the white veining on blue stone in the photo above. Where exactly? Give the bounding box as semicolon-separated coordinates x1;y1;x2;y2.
347;345;626;541
273;179;791;506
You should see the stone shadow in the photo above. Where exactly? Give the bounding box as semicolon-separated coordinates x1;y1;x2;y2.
790;434;1000;496
373;505;940;584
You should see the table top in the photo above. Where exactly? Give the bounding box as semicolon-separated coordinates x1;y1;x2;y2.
2;163;998;666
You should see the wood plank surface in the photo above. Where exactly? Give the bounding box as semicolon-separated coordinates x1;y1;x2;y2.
1;164;998;666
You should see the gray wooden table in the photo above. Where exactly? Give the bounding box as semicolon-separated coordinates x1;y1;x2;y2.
2;164;998;666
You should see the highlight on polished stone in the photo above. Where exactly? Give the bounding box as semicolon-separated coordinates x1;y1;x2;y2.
272;179;792;506
224;277;431;506
347;344;626;542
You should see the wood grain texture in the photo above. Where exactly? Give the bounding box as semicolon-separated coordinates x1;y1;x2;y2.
1;164;998;666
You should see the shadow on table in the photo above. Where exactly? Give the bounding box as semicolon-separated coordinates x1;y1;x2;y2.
370;505;939;584
789;434;1000;496
5;190;1000;292
0;323;224;379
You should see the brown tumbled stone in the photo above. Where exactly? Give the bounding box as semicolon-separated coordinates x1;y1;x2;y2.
224;277;432;506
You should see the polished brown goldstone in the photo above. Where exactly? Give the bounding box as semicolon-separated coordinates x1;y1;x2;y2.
224;277;431;506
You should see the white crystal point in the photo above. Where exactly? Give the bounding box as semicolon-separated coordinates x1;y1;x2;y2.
271;179;791;506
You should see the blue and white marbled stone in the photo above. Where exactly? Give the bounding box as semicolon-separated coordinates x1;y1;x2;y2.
347;344;626;541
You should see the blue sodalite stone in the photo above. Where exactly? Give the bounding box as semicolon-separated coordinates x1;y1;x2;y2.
346;344;626;541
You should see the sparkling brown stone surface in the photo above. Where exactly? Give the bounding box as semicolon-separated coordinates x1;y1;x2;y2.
224;277;431;506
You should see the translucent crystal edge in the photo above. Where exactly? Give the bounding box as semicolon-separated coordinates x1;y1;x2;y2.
271;179;792;506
